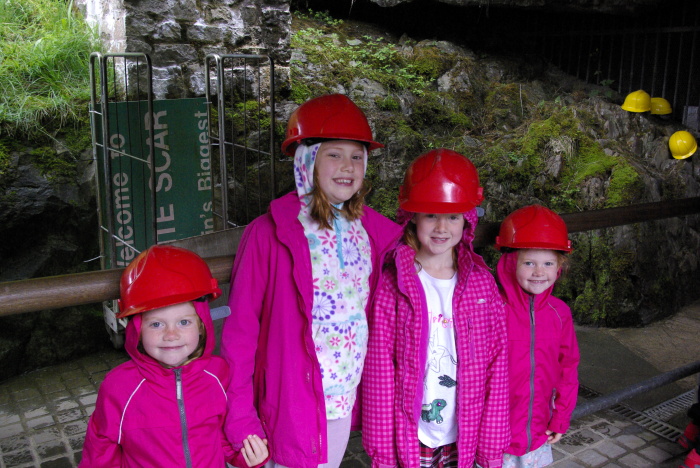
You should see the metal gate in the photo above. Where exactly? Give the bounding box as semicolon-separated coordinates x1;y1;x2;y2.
205;54;277;229
89;52;276;346
526;1;700;129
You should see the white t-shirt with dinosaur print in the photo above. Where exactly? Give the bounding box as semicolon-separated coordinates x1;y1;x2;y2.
417;268;458;448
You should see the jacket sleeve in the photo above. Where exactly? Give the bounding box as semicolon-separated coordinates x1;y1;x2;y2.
548;303;580;434
221;220;271;451
78;378;123;467
362;271;400;468
475;284;511;468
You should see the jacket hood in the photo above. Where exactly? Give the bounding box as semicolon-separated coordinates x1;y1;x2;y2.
496;250;558;309
124;300;216;375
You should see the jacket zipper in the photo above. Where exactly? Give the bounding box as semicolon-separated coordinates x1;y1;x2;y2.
299;294;323;460
527;295;536;453
174;368;193;468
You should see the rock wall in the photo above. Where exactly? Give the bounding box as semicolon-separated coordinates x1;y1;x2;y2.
74;0;292;99
285;16;700;326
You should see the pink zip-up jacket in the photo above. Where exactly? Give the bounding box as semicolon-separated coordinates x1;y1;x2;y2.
496;251;580;456
362;209;510;468
80;301;251;468
221;192;401;468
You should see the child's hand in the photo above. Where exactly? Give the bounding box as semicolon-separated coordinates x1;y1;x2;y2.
546;429;563;444
241;434;269;467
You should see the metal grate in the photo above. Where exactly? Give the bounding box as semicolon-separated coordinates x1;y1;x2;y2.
643;389;695;422
579;385;684;442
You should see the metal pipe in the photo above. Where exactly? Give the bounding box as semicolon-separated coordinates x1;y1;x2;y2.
639;32;648;91
618;32;626;94
0;256;236;317
572;360;700;420
268;57;276;202
651;27;661;96
672;1;687;112
684;4;698;115
628;31;637;94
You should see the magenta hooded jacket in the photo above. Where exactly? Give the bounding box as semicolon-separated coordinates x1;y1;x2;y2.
80;301;250;468
221;192;401;468
496;251;580;456
362;209;510;468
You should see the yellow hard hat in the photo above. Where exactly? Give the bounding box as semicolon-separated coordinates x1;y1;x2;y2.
621;90;651;112
650;97;672;115
669;131;698;160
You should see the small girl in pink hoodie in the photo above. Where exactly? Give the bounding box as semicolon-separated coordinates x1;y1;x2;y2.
80;245;268;468
494;205;580;468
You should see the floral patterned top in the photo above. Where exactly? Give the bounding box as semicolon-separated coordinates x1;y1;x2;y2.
295;143;373;420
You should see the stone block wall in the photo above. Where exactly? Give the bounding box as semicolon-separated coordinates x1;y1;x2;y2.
74;0;291;99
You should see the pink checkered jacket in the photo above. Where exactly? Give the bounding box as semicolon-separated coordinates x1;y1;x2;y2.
362;209;510;468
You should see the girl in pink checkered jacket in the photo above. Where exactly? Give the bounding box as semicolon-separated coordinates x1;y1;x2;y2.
362;149;510;468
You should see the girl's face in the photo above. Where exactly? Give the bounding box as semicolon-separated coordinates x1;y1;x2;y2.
315;140;365;204
515;249;560;295
140;302;201;368
413;213;464;259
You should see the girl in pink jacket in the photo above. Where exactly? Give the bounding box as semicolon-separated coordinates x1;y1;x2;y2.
494;205;580;468
221;94;401;468
362;149;510;468
80;245;268;468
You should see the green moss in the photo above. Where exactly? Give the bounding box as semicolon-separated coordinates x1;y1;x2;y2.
568;142;616;186
0;139;10;178
366;185;399;220
605;164;643;207
484;83;525;127
62;121;92;155
31;146;76;182
519;107;576;157
375;96;400;111
449;112;472;128
410;44;456;80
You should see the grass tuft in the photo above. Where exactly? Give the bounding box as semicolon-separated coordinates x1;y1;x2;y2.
0;0;101;137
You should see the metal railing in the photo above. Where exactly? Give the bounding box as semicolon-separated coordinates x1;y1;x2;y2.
572;360;700;420
524;1;700;129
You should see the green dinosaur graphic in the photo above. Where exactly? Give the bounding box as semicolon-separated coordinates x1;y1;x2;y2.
421;399;447;424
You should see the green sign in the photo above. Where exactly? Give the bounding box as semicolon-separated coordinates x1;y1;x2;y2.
96;98;213;268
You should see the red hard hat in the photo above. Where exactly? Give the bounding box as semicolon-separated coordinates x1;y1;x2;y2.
116;245;221;319
281;94;383;156
399;148;484;213
495;204;572;252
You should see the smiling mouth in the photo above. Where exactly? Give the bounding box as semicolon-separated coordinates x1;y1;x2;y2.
334;178;354;185
160;346;184;351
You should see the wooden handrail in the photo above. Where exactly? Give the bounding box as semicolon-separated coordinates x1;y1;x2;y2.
2;197;700;317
